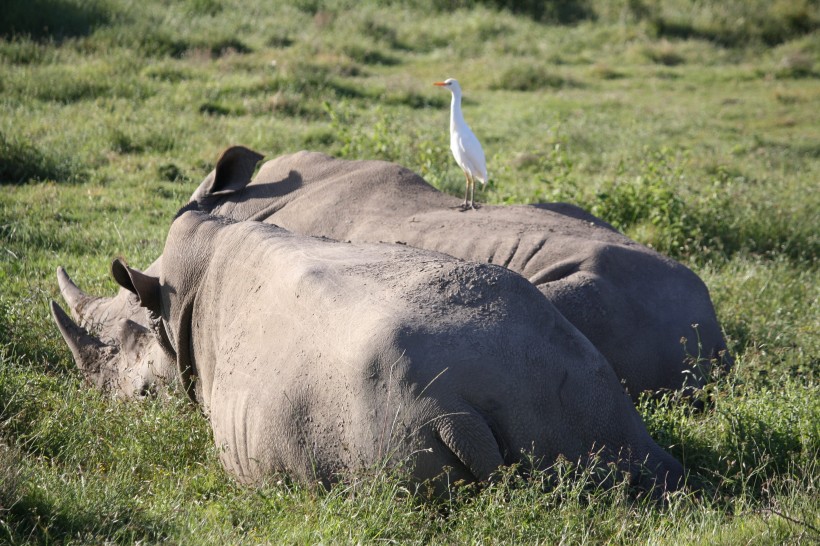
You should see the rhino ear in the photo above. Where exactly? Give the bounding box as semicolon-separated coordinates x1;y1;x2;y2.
111;258;162;315
202;146;264;196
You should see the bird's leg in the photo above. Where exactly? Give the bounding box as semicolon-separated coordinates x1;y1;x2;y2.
466;174;476;210
462;171;470;209
469;177;476;209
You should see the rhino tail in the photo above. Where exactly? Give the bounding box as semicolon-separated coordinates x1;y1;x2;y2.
435;408;505;482
50;300;117;390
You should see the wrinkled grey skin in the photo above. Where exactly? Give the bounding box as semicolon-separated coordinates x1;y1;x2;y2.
52;146;729;401
93;209;684;493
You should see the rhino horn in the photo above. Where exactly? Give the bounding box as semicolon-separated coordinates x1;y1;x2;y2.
50;300;116;389
56;266;106;325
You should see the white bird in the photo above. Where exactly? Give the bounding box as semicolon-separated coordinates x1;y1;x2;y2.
434;78;487;210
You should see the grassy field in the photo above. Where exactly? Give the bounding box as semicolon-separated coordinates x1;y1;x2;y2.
1;0;819;543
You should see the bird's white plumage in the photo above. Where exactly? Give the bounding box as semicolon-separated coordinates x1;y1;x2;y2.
435;78;487;208
453;130;487;183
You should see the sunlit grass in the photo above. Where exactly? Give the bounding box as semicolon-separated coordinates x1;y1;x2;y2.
1;0;818;543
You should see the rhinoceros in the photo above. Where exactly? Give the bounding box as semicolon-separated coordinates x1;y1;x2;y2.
55;209;683;492
54;146;729;401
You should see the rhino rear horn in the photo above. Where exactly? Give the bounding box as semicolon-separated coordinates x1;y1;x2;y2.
50;301;115;385
111;258;162;315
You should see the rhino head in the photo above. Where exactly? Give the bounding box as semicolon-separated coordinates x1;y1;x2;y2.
50;295;176;398
48;147;264;399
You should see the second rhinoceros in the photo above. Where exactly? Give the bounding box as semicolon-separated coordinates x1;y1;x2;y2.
59;209;683;493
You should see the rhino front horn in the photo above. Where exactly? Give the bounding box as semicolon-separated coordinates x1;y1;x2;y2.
50;300;116;387
56;265;103;325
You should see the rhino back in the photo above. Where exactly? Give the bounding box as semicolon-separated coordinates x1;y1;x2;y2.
202;153;725;396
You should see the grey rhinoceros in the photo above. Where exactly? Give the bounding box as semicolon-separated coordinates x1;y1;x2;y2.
54;146;729;401
58;209;683;493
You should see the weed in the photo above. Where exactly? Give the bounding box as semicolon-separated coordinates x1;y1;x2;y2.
491;64;579;91
643;39;686;66
158;163;189;183
342;44;400;66
588;149;692;253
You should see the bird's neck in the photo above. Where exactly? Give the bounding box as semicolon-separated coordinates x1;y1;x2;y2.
449;92;464;132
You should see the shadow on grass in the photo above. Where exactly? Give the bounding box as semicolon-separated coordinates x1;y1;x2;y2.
640;384;818;505
2;489;173;544
490;64;583;91
0;0;110;41
0;131;82;185
466;0;596;24
652;13;819;48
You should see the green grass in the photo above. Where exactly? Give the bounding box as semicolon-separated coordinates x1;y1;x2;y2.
1;0;819;543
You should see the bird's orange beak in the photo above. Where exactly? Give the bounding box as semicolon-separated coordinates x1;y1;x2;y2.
433;82;446;86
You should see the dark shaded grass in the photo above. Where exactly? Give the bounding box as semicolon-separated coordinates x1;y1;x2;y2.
0;366;212;543
394;0;597;24
2;481;173;545
490;64;581;91
202;61;370;119
342;44;401;66
291;0;820;47
0;132;83;185
0;0;110;41
106;30;253;60
648;1;820;48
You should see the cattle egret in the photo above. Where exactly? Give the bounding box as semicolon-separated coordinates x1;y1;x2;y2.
434;78;487;209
